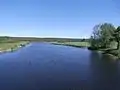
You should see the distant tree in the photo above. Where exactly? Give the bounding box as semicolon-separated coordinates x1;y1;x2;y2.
81;39;85;42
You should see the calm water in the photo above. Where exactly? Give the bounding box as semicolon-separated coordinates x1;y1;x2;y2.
0;43;120;90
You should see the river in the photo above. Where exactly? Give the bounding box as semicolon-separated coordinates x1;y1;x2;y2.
0;42;120;90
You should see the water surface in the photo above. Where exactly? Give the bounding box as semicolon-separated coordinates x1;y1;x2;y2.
0;43;120;90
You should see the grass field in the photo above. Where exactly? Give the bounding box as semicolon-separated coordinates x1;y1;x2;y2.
51;42;90;48
0;41;29;52
0;37;90;52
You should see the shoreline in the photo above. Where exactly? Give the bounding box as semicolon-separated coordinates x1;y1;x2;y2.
51;42;89;48
103;53;119;59
52;42;119;59
88;48;119;59
0;41;30;54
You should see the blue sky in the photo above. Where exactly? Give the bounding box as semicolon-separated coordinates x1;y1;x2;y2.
0;0;120;38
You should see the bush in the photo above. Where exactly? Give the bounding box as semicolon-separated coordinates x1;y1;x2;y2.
88;47;99;50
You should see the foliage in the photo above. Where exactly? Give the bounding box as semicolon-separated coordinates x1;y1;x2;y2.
113;26;120;49
90;23;116;49
90;24;102;48
100;23;116;48
89;23;120;58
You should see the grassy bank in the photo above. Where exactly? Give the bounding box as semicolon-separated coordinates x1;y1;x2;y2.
88;46;120;59
52;41;120;59
87;41;120;59
51;42;90;48
0;41;29;53
102;49;120;59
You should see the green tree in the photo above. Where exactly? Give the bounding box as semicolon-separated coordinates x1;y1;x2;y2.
100;23;116;48
81;38;85;42
90;24;101;48
113;26;120;50
90;23;116;49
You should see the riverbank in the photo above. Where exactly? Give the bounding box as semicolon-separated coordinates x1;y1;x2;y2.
51;42;119;59
88;47;120;59
0;41;30;53
51;42;90;48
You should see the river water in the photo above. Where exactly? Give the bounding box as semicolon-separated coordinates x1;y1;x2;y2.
0;43;120;90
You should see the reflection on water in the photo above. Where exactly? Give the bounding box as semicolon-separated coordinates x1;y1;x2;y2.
89;51;120;90
0;43;119;90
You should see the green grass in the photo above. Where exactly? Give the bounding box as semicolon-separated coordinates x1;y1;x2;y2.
51;42;90;47
0;41;29;52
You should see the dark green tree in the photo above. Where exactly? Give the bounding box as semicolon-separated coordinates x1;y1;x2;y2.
113;26;120;50
90;23;116;49
90;24;101;48
100;23;116;48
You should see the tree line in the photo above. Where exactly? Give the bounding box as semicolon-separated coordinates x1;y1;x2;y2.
90;23;120;50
